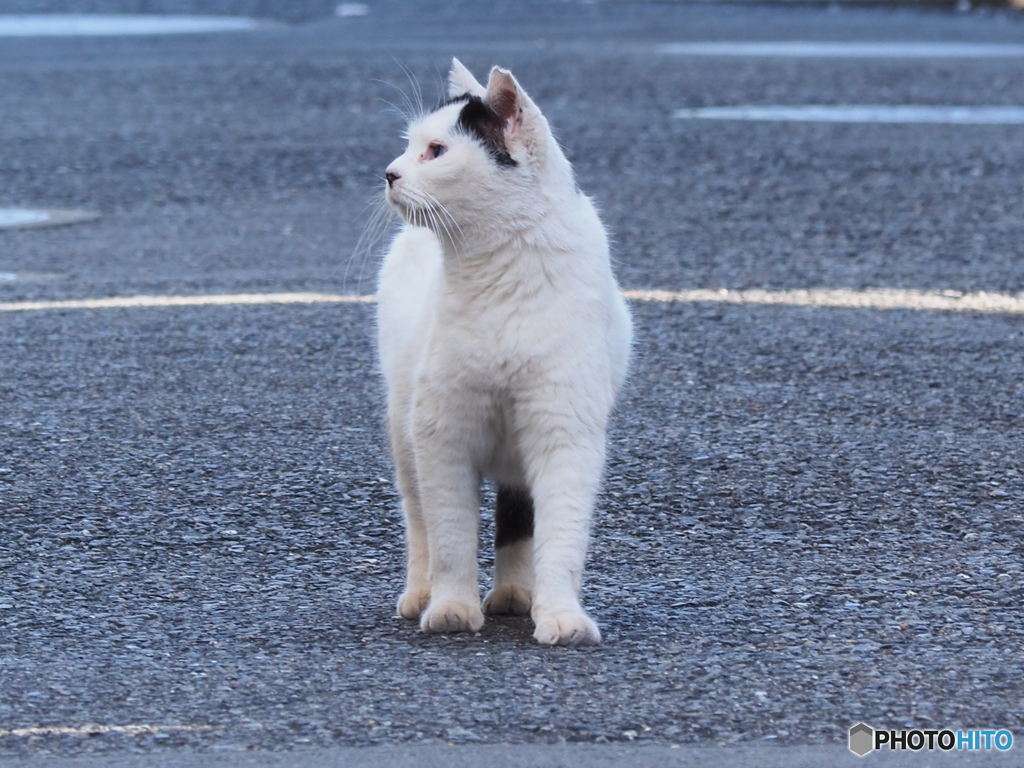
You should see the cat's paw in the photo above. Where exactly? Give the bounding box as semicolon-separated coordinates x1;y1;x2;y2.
396;584;431;619
533;610;601;646
483;584;532;615
420;598;484;634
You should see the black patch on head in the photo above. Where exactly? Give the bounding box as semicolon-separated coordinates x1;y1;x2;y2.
494;486;534;548
436;92;472;111
454;95;518;168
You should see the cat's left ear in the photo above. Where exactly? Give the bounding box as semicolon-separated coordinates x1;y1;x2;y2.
486;67;548;164
448;58;486;99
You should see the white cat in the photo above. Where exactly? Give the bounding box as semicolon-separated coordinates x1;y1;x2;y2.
376;59;631;646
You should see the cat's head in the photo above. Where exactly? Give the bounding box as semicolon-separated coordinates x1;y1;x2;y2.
384;59;573;247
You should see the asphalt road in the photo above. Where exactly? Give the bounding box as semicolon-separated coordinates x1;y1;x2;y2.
1;2;1023;766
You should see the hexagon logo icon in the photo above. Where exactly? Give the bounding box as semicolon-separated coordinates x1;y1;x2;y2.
849;722;874;757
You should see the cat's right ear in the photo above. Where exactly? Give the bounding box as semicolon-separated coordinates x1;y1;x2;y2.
486;67;548;167
448;58;486;99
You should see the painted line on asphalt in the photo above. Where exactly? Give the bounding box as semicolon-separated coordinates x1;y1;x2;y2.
0;292;376;312
658;42;1024;58
674;105;1024;125
1;289;1023;315
335;3;371;16
0;208;101;230
0;14;264;37
0;723;216;738
0;209;49;228
622;288;1024;314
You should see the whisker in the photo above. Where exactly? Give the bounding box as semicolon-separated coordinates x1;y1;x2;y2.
422;196;462;269
364;206;396;290
343;197;381;286
424;207;460;269
428;207;454;250
399;187;455;265
347;193;398;294
395;58;425;117
434;198;465;241
421;189;465;248
374;78;418;124
433;63;447;104
415;192;452;240
376;96;412;125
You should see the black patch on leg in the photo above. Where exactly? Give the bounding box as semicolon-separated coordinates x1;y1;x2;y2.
495;486;534;548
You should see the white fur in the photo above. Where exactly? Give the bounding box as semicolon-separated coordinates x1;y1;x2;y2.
377;60;631;646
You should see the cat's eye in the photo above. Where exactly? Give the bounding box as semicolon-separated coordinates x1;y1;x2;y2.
428;143;447;159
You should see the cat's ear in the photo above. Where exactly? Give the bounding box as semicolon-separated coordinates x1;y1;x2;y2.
484;68;520;126
486;66;547;164
448;58;486;99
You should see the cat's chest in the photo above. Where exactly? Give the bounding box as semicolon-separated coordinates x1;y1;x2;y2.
430;294;552;379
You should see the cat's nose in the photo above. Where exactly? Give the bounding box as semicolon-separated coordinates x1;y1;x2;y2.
386;170;400;187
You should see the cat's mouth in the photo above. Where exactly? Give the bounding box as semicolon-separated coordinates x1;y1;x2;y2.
392;200;422;226
389;196;431;229
388;187;457;236
385;187;413;218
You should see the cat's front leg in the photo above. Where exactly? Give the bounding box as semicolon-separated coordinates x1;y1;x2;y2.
389;408;432;619
413;399;485;635
523;422;607;646
395;492;431;620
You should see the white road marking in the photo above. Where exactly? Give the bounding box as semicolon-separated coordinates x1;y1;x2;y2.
622;288;1024;314
658;42;1024;58
1;289;1022;315
0;292;375;312
0;723;215;737
675;105;1024;125
0;209;50;228
335;3;370;16
0;208;100;230
0;14;262;37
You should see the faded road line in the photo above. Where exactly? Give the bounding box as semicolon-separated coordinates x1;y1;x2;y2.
0;723;216;738
0;292;376;312
0;208;101;230
0;288;1022;315
622;288;1024;314
0;288;1019;315
0;14;263;37
658;42;1024;58
674;105;1024;125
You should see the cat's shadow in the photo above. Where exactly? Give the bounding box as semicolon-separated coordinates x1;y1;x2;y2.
398;614;539;647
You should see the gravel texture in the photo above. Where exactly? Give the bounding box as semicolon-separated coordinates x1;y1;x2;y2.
2;297;1022;756
0;0;1022;760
